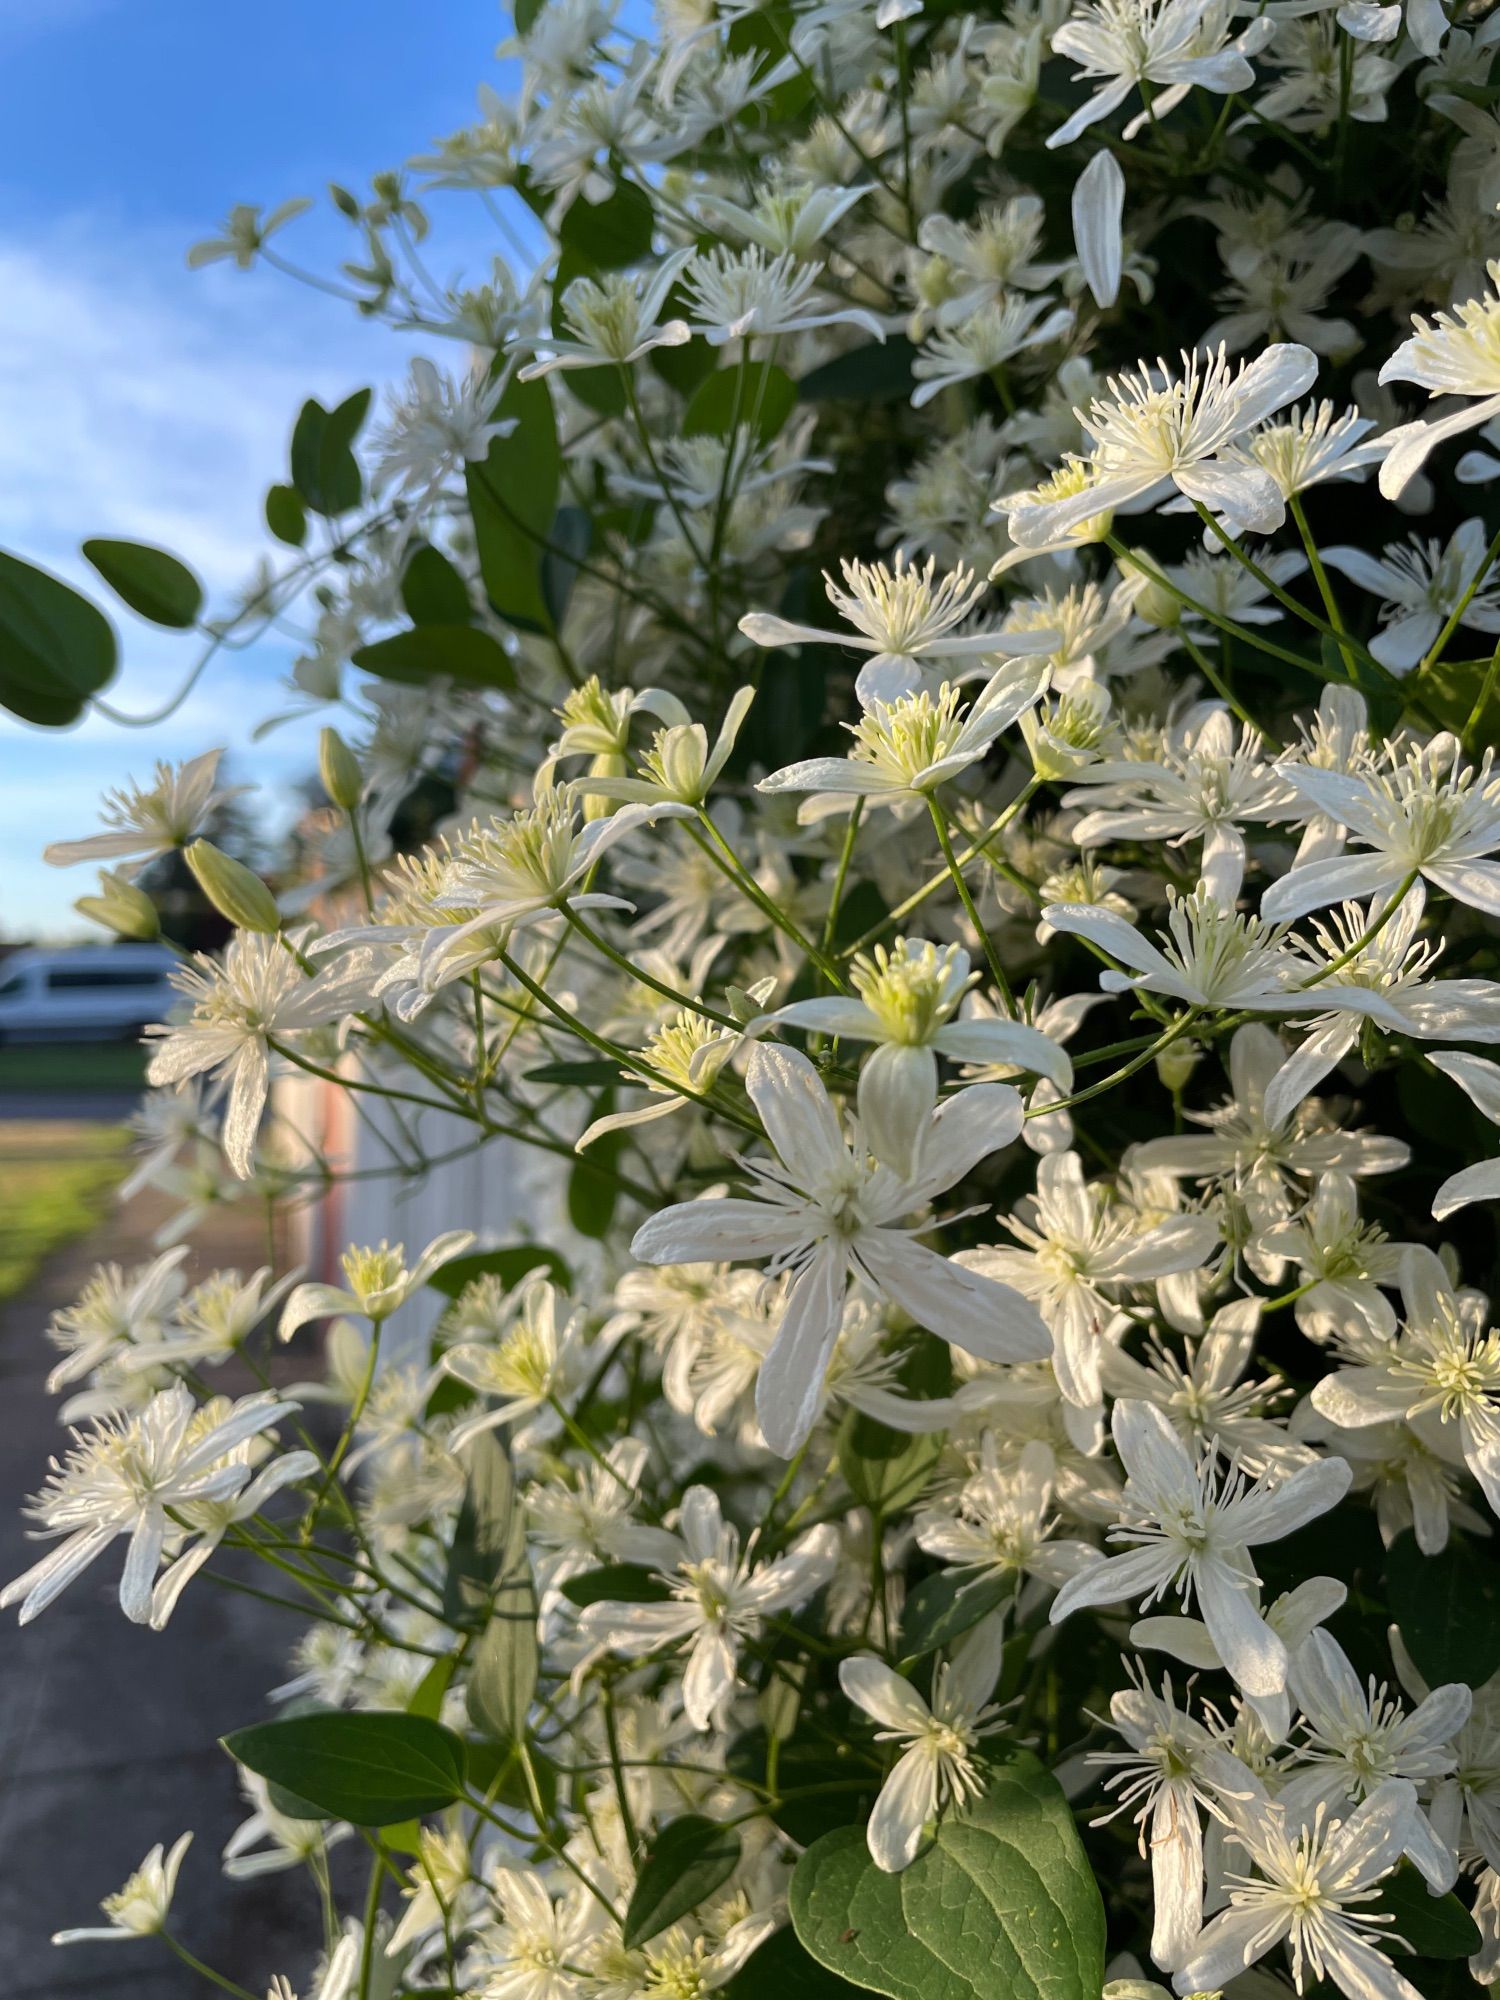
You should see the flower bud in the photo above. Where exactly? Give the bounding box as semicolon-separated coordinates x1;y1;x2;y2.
1129;573;1182;629
185;840;281;934
73;868;159;941
318;727;364;812
1155;1038;1201;1094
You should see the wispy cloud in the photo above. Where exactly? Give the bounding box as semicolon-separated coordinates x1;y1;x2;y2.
0;214;424;937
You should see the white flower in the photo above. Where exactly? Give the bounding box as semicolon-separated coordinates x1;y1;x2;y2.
187;198;310;268
1;1385;300;1625
1264;892;1500;1126
477;1870;600;2000
1089;1666;1230;1969
279;1231;474;1339
579;686;755;807
1050;1398;1351;1698
1067;707;1296;909
913;1434;1099;1584
1309;1246;1500;1515
1320;518;1500;672
1378;260;1500;498
581;1486;838;1729
1225;399;1388;504
1047;0;1273;149
53;1832;193;1944
44;750;239;873
1130;1575;1348;1744
519;251;693;375
739;552;1057;707
1043;891;1369;1016
1131;1024;1410;1233
683;246;886;344
1428;1050;1500;1218
839;1619;1006;1871
1282;1627;1468;1892
1005;344;1317;550
441;1274;587;1446
761;937;1070;1176
426;794;692;977
757;666;1049;820
630;1044;1050;1456
1171;1779;1425;2000
1101;1297;1303;1477
44;1244;190;1394
911;295;1076;408
145;934;368;1178
222;1773;350;1880
962;1152;1220;1410
1262;737;1500;925
370;356;513;498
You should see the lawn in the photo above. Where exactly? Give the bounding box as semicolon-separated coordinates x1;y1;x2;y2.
0;1124;131;1302
0;1043;145;1091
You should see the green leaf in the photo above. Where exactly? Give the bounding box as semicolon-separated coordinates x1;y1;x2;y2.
467;370;560;632
290;388;370;517
569;1094;623;1239
406;1655;456;1721
1387;1530;1500;1690
444;1430;525;1626
526;1058;622;1087
559;180;655;269
797;339;914;404
623;1816;743;1949
514;0;547;29
561;1563;673;1608
466;1578;540;1744
1412;644;1500;746
839;1333;950;1515
82;539;203;629
727;1926;868;1998
0;548;117;709
352;624;515;690
402;544;473;627
684;361;797;445
1370;1867;1481;1959
900;1567;1013;1663
223;1711;466;1826
790;1751;1106;2000
541;505;592;629
427;1245;569;1300
265;483;308;547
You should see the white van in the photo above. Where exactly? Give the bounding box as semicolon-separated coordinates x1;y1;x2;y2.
0;944;179;1044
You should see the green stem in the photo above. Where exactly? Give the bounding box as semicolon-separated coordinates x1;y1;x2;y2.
927;794;1014;1009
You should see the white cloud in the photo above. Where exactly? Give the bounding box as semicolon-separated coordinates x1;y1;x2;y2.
0;214;427;938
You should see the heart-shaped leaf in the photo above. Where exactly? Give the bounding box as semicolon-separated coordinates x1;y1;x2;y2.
791;1752;1105;2000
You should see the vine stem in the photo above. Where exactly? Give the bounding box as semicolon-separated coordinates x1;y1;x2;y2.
926;793;1014;1009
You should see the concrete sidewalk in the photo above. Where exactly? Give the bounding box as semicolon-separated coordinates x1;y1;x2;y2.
0;1172;321;1996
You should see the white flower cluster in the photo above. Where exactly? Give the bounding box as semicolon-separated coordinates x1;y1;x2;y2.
14;0;1500;1994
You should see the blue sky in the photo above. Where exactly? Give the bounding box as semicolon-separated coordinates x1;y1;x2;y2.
0;0;512;936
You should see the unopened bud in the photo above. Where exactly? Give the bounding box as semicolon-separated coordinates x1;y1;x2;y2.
185;840;281;934
73;868;159;941
319;727;364;812
1155;1038;1201;1093
1130;574;1181;629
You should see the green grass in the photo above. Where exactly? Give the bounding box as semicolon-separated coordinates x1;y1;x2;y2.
0;1125;131;1302
0;1042;145;1090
